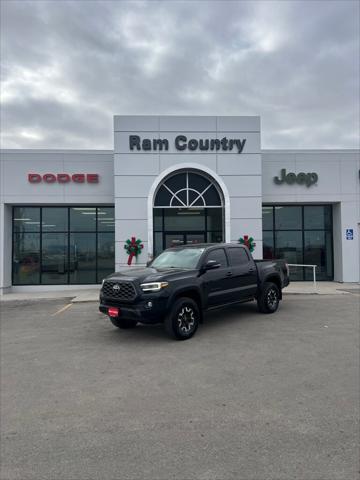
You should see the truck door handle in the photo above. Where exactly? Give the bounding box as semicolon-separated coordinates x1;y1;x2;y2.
226;271;233;277
249;268;255;272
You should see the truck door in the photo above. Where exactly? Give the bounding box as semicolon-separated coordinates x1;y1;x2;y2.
203;248;234;307
226;247;258;299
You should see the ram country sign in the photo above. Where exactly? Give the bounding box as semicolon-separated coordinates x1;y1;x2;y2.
129;135;247;153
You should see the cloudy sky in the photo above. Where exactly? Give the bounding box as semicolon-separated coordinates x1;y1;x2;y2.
1;0;359;149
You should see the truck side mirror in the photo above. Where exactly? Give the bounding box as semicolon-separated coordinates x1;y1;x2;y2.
204;259;221;271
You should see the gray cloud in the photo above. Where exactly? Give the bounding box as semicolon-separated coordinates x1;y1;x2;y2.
1;0;359;149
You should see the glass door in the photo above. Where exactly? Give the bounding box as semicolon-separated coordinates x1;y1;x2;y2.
185;233;205;245
165;234;185;249
164;232;206;249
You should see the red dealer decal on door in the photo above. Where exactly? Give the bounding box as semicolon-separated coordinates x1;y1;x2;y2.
28;173;99;184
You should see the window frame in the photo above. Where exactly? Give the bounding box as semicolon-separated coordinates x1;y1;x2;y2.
227;246;250;266
262;204;334;281
12;205;115;285
204;247;229;268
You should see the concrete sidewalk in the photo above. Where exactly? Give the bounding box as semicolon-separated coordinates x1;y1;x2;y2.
1;282;359;303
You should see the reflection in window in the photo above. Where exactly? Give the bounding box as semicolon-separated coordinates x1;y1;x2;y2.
304;231;333;280
263;231;275;259
13;207;40;233
97;207;115;232
206;248;228;267
41;233;68;284
164;209;205;231
263;205;333;281
13;233;40;284
262;206;274;231
275;206;302;230
70;207;96;231
153;208;224;254
69;233;96;284
13;206;115;285
97;233;115;282
304;206;331;230
42;208;68;232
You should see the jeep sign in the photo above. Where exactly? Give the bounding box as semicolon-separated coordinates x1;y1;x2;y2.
274;169;318;187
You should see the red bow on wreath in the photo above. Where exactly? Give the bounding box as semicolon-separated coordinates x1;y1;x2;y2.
239;235;256;253
124;237;144;265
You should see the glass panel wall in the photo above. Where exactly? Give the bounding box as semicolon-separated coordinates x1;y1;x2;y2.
153;208;224;255
12;206;115;285
13;232;40;284
42;233;68;284
262;205;333;281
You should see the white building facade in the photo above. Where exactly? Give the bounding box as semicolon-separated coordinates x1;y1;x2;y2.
0;115;359;292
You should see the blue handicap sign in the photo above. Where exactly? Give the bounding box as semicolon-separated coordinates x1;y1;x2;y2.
345;229;353;240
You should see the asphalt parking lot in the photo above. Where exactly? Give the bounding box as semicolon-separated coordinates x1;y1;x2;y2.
1;294;359;480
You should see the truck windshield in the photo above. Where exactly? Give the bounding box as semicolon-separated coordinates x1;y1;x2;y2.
151;248;205;270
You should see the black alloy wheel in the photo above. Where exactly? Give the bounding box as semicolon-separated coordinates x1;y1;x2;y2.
257;282;280;314
165;297;200;340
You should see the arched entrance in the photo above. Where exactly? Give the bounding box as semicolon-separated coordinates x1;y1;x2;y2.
151;168;226;257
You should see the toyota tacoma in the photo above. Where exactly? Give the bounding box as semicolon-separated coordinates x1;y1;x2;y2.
99;243;290;340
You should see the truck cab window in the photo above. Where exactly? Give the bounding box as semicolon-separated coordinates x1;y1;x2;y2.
206;248;228;267
228;248;249;266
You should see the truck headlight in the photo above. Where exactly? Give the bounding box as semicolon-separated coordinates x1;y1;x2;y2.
140;282;169;292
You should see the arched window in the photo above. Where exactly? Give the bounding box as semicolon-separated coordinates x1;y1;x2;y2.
152;170;225;255
154;171;223;208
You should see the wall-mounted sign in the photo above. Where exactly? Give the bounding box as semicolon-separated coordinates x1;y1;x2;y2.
28;173;99;184
129;135;247;153
346;229;354;240
274;168;318;187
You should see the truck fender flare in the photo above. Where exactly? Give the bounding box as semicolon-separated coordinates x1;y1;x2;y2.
262;275;282;299
166;287;204;320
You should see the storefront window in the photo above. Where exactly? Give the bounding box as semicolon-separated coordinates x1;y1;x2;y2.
263;205;333;281
13;232;40;284
12;206;115;285
42;208;68;232
304;206;332;230
70;207;96;231
41;233;67;284
263;230;275;259
13;207;40;233
97;232;116;282
275;206;302;230
69;233;96;284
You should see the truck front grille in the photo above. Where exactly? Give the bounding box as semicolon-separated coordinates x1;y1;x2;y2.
102;280;137;301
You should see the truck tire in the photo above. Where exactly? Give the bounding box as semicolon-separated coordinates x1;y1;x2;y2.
257;282;280;314
109;317;138;329
165;297;200;340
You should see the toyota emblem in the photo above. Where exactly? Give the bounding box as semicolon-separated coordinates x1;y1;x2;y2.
112;284;120;291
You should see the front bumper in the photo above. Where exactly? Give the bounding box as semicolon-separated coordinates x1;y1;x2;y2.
99;296;168;324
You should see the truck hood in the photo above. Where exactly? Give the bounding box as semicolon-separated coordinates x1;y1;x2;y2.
104;266;196;284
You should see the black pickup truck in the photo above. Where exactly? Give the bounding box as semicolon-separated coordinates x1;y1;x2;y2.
99;243;289;340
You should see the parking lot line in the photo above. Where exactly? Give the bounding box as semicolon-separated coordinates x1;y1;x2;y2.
51;303;72;316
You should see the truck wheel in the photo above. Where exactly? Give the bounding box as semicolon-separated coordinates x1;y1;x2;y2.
109;317;138;329
165;297;199;340
257;282;280;314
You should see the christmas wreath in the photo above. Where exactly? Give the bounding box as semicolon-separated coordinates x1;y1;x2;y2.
239;235;256;253
124;237;144;265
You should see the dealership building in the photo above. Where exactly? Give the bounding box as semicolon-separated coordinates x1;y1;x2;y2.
0;115;359;292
